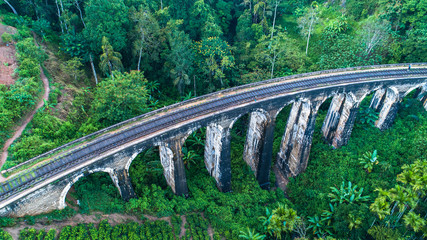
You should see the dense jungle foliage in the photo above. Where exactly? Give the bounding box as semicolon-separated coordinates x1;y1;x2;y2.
0;0;426;239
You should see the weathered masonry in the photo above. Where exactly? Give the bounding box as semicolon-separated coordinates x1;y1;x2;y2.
1;64;427;217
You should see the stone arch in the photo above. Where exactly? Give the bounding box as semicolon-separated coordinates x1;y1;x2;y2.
273;101;295;119
228;112;249;130
58;167;115;209
124;151;144;173
402;83;425;98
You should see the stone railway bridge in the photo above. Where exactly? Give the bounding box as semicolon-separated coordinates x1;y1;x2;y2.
1;64;427;217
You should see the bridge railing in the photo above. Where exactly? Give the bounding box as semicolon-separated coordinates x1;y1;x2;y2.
2;63;426;176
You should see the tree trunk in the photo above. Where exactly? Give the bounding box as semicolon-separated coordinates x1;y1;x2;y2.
270;57;275;78
55;0;64;33
75;0;86;28
306;11;314;56
89;54;98;85
137;45;143;71
59;0;69;32
270;0;280;40
193;75;196;97
108;61;114;80
3;0;18;15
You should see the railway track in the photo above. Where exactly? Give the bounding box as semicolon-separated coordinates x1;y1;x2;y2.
1;67;427;202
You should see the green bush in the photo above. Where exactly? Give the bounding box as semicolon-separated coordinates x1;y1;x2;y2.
1;32;12;43
0;228;13;240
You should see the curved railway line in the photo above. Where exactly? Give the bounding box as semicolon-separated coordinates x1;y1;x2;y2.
1;66;427;203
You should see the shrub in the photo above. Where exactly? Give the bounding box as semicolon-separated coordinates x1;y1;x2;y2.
1;32;12;43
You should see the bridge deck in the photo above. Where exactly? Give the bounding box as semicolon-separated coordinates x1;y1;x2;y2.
1;64;427;208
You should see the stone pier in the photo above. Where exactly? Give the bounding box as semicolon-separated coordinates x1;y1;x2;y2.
110;168;136;201
159;140;189;196
277;99;321;177
243;110;277;189
416;84;427;111
204;121;232;192
322;93;359;148
370;87;400;130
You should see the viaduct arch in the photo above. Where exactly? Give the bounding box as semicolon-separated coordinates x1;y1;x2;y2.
0;64;426;217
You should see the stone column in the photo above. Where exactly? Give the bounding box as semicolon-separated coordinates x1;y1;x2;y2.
204;122;232;192
416;84;427;111
321;93;359;148
243;110;276;189
370;87;400;130
369;88;386;110
159;139;189;196
110;168;136;201
277;99;320;178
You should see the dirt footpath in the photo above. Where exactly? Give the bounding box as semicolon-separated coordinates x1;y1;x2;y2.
0;31;50;179
0;23;17;85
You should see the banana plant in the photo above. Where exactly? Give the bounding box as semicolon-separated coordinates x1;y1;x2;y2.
258;207;273;235
359;150;379;173
328;181;369;204
181;147;199;169
307;215;333;238
239;227;266;240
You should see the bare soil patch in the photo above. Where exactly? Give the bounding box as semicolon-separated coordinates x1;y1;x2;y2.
0;24;17;85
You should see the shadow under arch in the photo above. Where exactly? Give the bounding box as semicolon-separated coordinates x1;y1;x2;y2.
128;147;170;196
59;168;121;210
229;111;253;191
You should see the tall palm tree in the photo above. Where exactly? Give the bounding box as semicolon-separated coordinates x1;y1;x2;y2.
99;36;123;79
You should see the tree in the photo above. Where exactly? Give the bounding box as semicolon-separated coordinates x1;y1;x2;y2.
131;7;160;71
259;204;299;239
166;25;194;96
270;0;282;40
359;17;390;56
92;71;149;126
83;0;129;54
402;22;427;62
193;36;234;92
189;0;222;39
378;0;403;31
269;204;299;239
61;57;85;83
297;1;320;55
99;37;123;79
403;212;426;233
255;30;287;78
370;160;426;229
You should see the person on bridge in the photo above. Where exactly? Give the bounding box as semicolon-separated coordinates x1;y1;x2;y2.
408;64;412;71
